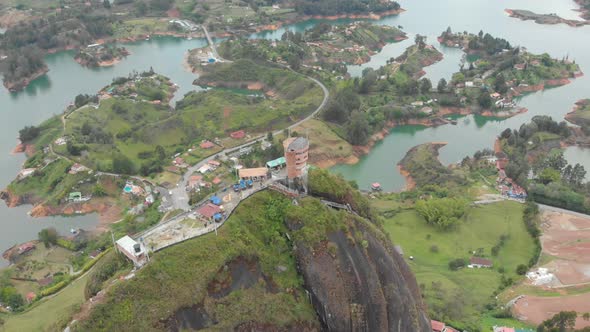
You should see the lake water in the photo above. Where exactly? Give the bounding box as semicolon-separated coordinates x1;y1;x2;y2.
1;0;589;265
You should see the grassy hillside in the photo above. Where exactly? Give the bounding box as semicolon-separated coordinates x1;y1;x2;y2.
1;273;90;332
55;66;320;174
379;200;536;330
71;191;319;331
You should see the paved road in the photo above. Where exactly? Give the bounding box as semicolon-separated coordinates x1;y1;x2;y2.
169;71;329;212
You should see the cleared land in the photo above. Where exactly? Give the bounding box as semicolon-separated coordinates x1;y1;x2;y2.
540;210;590;285
380;200;536;330
513;293;590;329
511;210;590;328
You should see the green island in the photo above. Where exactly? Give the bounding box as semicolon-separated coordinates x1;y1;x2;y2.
0;0;402;91
505;9;589;27
74;44;130;68
438;28;582;113
566;99;590;127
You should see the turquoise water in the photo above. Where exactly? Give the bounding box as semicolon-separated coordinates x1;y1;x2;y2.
1;0;589;264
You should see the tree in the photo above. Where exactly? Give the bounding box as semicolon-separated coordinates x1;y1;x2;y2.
81;122;92;136
155;145;166;160
266;131;273;142
478;92;493;109
419;78;432;94
495;73;508;94
437;78;447;93
516;264;528;275
93;184;107;197
38;227;58;248
539;168;561;184
346;111;370;145
287;54;301;70
538;311;577;332
414;34;426;50
448;258;466;271
112;154;135;174
323;86;360;123
415;197;467;229
18;126;40;143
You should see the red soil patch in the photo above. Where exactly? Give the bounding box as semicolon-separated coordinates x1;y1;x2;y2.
223;106;233;131
513;293;590;329
536;211;590;285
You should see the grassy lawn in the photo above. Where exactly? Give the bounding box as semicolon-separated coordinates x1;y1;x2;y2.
112;18;171;39
292;119;353;167
152;171;181;187
381;201;536;330
1;272;90;332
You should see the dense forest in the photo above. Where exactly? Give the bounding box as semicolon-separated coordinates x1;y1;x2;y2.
0;46;47;89
292;0;400;16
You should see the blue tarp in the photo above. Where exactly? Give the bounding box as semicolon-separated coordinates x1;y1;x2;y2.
210;196;222;205
214;213;222;221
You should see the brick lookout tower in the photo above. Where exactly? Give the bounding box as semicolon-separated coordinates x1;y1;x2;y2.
283;136;309;192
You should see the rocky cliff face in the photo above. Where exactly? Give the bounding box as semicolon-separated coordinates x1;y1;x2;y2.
285;194;430;331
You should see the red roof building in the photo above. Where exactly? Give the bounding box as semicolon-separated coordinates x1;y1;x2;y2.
470;257;493;268
26;292;36;303
18;243;36;254
197;203;221;219
230;130;246;139
174;157;185;165
208;160;221;167
212;177;222;185
200;141;215;149
431;320;446;332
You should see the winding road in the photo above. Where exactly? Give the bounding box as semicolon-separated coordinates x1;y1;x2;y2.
169;72;330;211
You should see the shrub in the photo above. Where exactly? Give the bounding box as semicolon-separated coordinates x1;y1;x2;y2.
448;258;466;271
516;264;528;275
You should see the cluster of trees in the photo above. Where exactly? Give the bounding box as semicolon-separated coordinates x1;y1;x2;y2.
74;94;99;108
0;279;24;312
467;30;512;55
38;227;59;248
415;197;468;229
293;0;400;16
538;311;590;332
501;116;590;213
79;122;114;145
18;125;41;143
500;116;571;186
0;47;46;87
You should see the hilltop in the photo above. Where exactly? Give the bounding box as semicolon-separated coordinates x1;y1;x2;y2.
68;169;431;331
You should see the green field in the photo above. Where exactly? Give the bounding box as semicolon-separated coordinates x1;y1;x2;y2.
1;272;90;332
112;18;171;39
380;200;536;330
